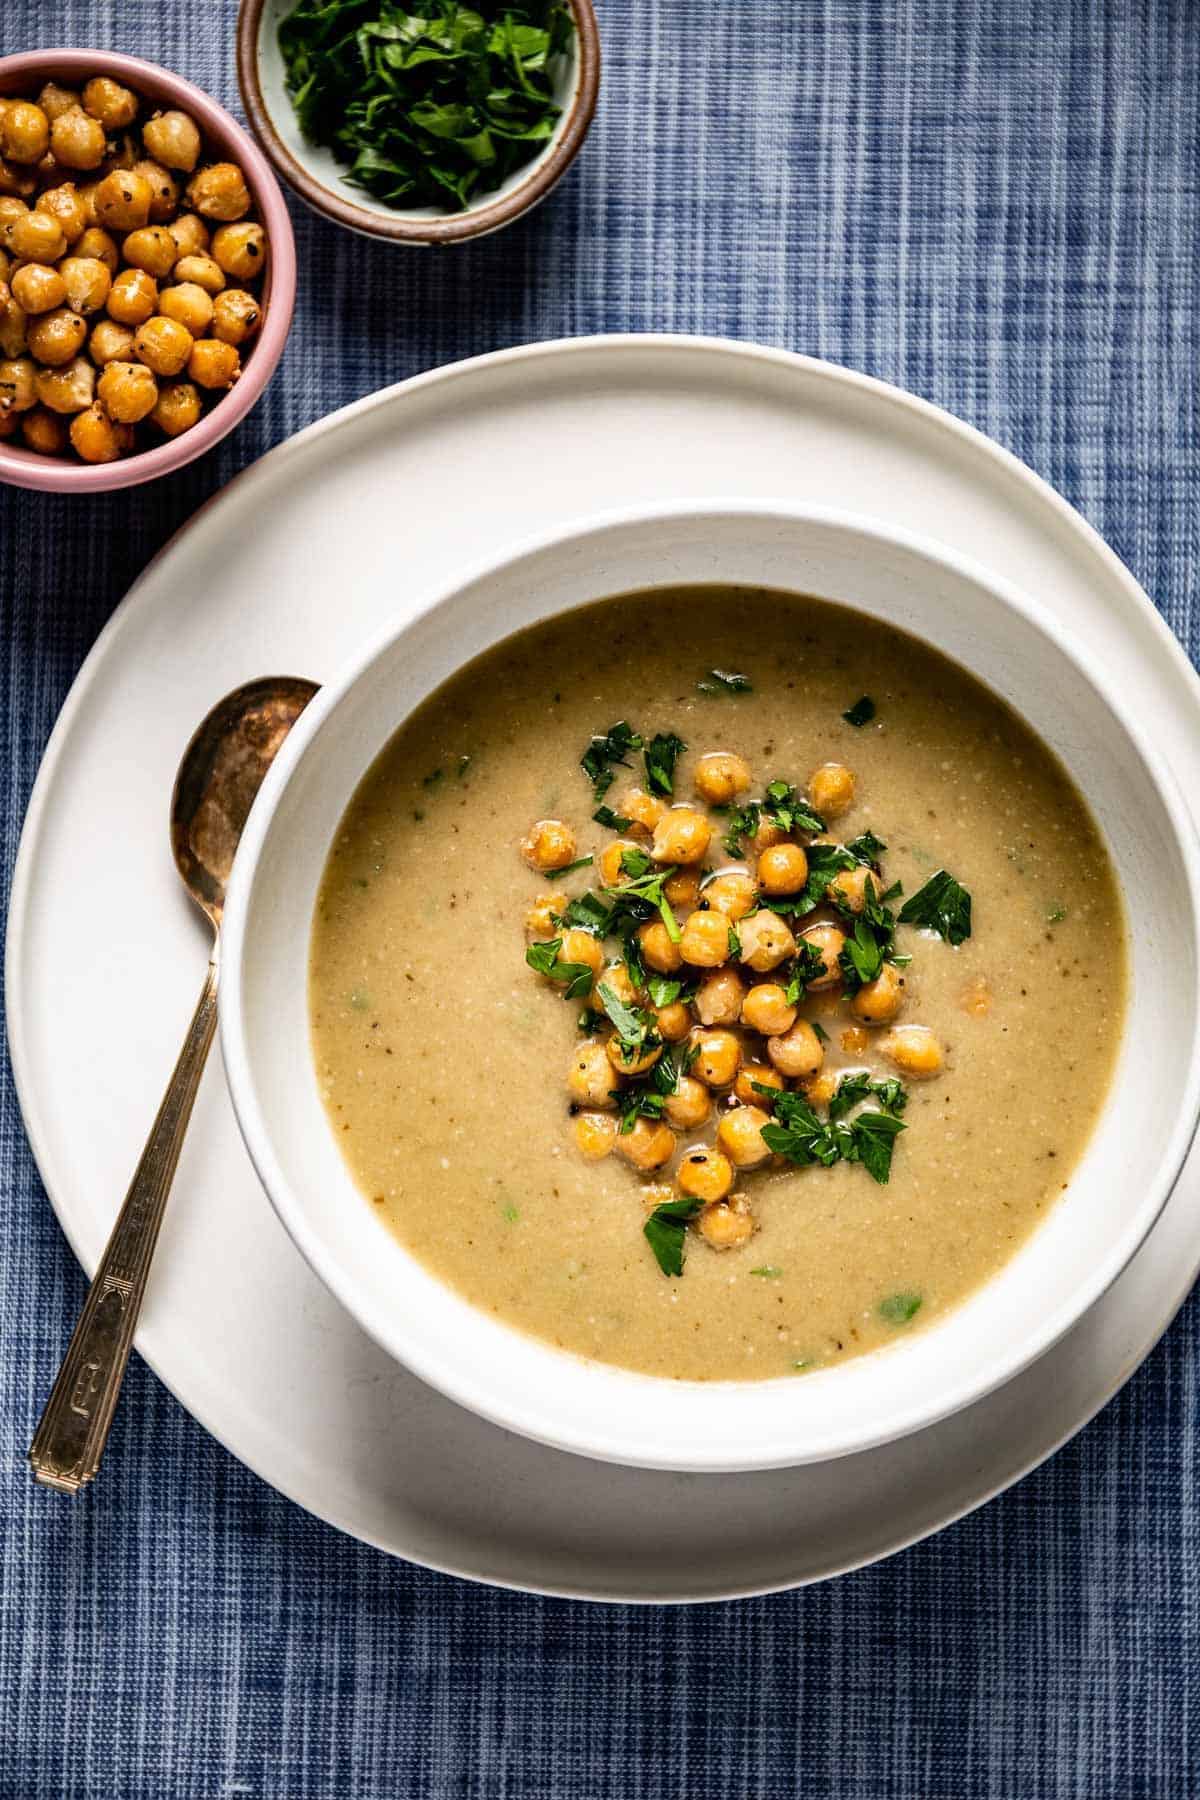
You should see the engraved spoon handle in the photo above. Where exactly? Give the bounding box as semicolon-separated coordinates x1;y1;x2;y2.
28;955;220;1493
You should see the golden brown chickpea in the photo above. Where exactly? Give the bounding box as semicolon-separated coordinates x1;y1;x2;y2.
167;211;209;260
598;838;639;886
701;869;756;920
663;1076;711;1131
51;107;107;172
694;966;744;1026
693;751;751;806
34;354;95;413
828;865;877;914
573;1112;618;1161
134;314;193;378
606;1034;662;1078
0;356;37;413
37;83;82;124
20;404;67;454
737;909;797;973
850;963;906;1025
142;109;202;173
663;868;700;909
96;358;158;424
35;182;87;244
800;1070;838;1109
809;761;856;820
149;378;201;437
680;909;731;969
637;919;682;975
524;892;564;939
0;156;36;200
211;287;260;346
27;307;88;367
10;263;66;315
122;224;177;277
6;208;67;263
0;248;9;284
106;267;158;325
0;195;28;233
677;1146;734;1203
750;816;786;854
882;1024;944;1078
757;842;809;896
797;921;846;990
614;785;665;837
75;181;101;226
131;159;179;223
654;1000;693;1043
171;252;224;295
69;399;130;462
651;807;711;866
691;1027;741;1088
596;964;644;1009
82;76;139;130
766;1019;825;1080
734;1059;784;1108
520;817;577;873
566;1038;618;1109
188;337;240;390
741;982;797;1037
75;225;119;272
211;221;268;281
716;1105;773;1170
616;1116;675;1173
0;289;27;358
697;1196;755;1251
187;163;251;222
57;256;111;317
559;928;605;982
1;102;50;165
94;169;153;232
88;316;135;366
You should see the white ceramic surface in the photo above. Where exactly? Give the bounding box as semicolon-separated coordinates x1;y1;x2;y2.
221;502;1200;1472
9;337;1200;1596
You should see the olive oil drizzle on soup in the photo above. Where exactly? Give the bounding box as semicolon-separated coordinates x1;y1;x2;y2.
309;588;1127;1383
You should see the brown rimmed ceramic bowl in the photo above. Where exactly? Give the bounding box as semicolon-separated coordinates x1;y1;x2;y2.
236;0;600;245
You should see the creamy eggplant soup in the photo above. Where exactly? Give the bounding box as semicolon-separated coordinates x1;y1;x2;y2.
309;588;1126;1382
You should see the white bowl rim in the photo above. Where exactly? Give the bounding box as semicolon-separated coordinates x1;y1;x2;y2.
220;498;1200;1470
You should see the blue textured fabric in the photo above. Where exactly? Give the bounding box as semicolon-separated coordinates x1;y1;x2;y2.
3;0;1199;1794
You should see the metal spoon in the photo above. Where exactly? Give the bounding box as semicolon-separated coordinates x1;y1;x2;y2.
28;675;319;1494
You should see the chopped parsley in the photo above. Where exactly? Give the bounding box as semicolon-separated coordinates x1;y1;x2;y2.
1047;903;1067;924
524;937;595;999
878;1291;923;1325
643;1195;705;1277
783;939;828;1004
643;731;687;797
560;891;610;934
595;979;654;1047
581;721;642;805
592;805;632;831
723;778;825;855
756;1085;907;1185
601;863;682;943
697;668;753;695
727;924;742;957
750;1265;782;1279
846;830;887;866
898;869;973;945
645;971;697;1008
842;695;876;727
827;1071;908;1121
758;841;856;916
543;854;594;880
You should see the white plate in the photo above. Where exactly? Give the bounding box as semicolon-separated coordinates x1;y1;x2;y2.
10;335;1200;1603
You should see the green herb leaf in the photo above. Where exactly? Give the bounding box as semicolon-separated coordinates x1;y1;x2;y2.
643;1196;705;1277
524;937;595;999
593;805;632;831
643;731;687;797
595;979;651;1046
544;854;594;881
898;869;973;944
750;1265;782;1278
846;830;887;865
697;668;753;695
842;695;876;727
561;891;611;934
620;846;652;880
828;1072;908;1121
878;1290;923;1324
581;720;642;804
602;864;682;943
1046;903;1067;924
847;1110;906;1183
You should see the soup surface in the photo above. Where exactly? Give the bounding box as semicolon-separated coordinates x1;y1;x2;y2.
309;588;1126;1382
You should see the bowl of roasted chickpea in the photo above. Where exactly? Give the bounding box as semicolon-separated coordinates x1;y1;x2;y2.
0;50;296;491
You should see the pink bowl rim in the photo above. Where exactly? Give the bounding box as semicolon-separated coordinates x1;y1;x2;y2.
0;48;297;494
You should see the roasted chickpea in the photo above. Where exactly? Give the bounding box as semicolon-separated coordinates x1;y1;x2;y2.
37;83;81;124
525;892;564;938
167;212;209;260
663;1076;711;1131
734;1060;784;1108
651;806;711;866
212;220;268;282
88;316;135;366
149;378;201;437
637;918;682;975
663;868;700;909
693;751;751;806
36;183;87;244
106;266;158;325
882;1024;944;1078
211;287;260;346
520;817;576;873
596;964;644;1009
750;816;786;854
0;292;28;359
1;102;50;165
133;314;192;377
800;1070;838;1109
187;335;240;390
82;76;139;130
654;1001;693;1043
94;169;154;232
560;928;605;982
694;966;744;1027
0;195;28;234
797;921;845;990
850;963;906;1025
680;908;731;968
69;399;130;462
172;252;224;295
6;209;67;263
188;162;251;222
142;109;202;173
10;263;66;316
598;839;640;887
122;225;178;278
0;248;9;284
96;359;158;424
573;1112;618;1161
127;158;179;224
828;865;877;913
716;1105;773;1170
737;909;797;973
20;404;67;454
615;786;665;837
766;1019;825;1080
810;761;855;820
0;157;36;200
606;1034;662;1078
616;1116;675;1172
698;1196;755;1251
51;107;107;172
53;256;110;318
757;842;809;896
27;307;88;367
75;225;120;272
677;1145;734;1203
691;1028;741;1088
0;356;36;413
741;982;797;1037
700;869;756;920
34;354;94;413
567;1038;618;1109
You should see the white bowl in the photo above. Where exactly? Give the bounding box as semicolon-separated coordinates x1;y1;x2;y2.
220;503;1200;1472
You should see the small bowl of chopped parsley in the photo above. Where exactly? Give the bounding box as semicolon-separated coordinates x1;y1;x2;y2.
236;0;599;243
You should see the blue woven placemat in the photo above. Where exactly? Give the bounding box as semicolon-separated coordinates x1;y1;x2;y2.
2;1;1198;1794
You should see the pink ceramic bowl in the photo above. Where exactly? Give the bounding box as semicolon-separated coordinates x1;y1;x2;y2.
0;49;296;493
